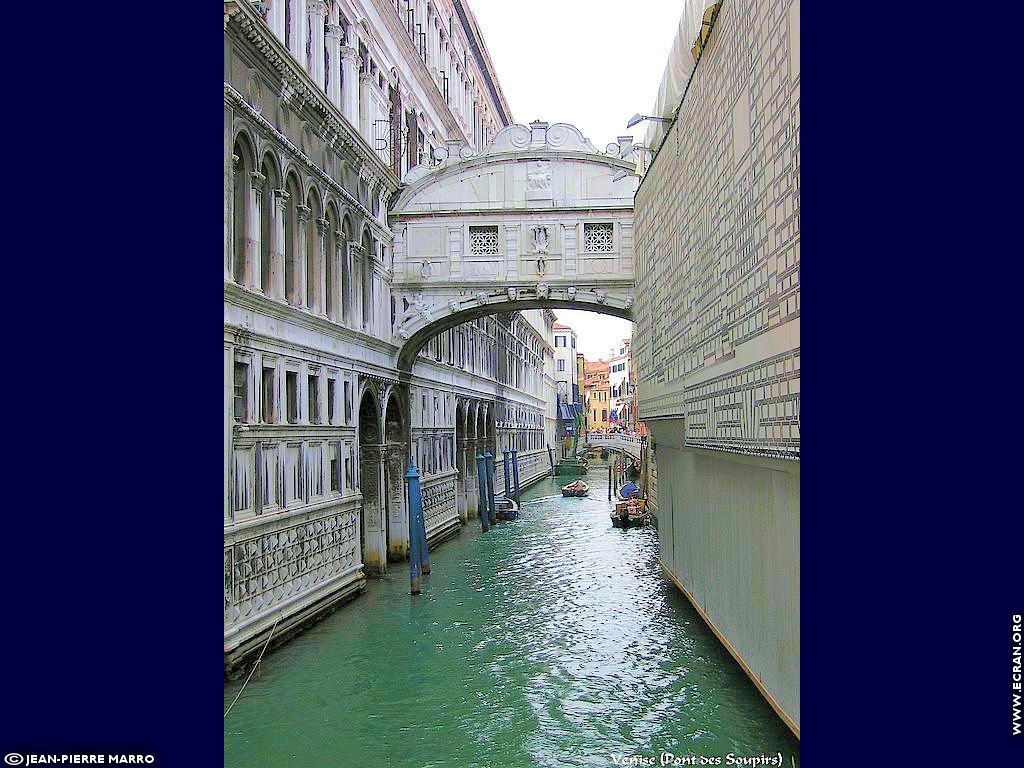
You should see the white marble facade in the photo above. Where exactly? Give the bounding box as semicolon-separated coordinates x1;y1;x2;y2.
223;0;552;669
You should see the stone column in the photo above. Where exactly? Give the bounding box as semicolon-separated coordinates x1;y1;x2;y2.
247;171;266;290
269;0;286;42
344;241;356;326
340;46;360;127
376;446;389;572
359;73;375;144
316;217;329;317
326;23;342;107
228;154;238;281
465;438;479;518
505;224;519;280
271;188;288;300
310;1;326;89
293;0;309;70
296;204;310;308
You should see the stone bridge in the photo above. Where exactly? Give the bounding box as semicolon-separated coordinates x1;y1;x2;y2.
579;433;643;461
389;121;640;369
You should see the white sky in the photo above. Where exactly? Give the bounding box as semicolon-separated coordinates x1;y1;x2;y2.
555;310;633;362
469;0;683;361
470;0;683;149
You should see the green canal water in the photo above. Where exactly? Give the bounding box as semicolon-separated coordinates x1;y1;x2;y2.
225;466;800;767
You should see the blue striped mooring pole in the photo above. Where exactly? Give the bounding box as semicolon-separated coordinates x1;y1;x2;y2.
406;458;423;595
484;451;496;526
476;452;490;532
511;448;521;502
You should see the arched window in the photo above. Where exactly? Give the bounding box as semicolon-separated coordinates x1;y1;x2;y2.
325;204;338;321
361;230;373;327
232;135;255;285
284;174;302;305
260;156;280;293
341;216;352;324
306;190;322;313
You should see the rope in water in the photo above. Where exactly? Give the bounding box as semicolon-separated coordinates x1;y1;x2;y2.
224;615;280;720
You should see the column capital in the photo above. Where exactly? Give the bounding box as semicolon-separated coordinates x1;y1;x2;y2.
316;217;330;235
326;22;343;40
249;170;266;190
340;45;359;61
272;188;289;204
297;204;312;222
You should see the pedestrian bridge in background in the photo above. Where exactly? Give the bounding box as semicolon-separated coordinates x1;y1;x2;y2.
579;434;643;461
388;121;641;369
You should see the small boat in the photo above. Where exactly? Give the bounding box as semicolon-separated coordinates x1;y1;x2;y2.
611;498;649;528
495;496;519;521
561;480;590;497
610;512;649;528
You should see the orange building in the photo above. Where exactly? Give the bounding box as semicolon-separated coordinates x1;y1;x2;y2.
583;360;611;433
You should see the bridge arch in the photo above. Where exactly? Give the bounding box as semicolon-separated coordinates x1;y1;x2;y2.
396;296;631;371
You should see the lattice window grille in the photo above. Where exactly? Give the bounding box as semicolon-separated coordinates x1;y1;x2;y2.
584;223;614;252
469;226;499;255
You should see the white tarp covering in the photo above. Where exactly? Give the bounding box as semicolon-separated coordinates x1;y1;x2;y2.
645;0;718;154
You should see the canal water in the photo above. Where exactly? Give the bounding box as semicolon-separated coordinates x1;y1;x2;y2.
225;464;799;767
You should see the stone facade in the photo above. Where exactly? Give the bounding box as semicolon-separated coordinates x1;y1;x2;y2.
633;0;800;736
223;0;555;671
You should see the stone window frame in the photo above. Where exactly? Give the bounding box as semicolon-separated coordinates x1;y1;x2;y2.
233;350;255;424
260;355;279;425
284;360;301;425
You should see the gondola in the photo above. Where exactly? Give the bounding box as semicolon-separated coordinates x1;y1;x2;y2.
561;480;589;497
610;512;649;528
494;496;519;521
611;497;650;528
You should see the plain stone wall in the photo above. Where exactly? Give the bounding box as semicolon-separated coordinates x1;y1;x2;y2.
633;0;801;735
653;419;800;732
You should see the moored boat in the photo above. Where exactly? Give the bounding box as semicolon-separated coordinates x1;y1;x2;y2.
610;512;649;528
561;480;589;497
611;498;649;528
495;497;519;521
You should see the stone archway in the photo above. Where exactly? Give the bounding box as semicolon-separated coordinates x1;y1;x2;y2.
454;399;467;522
383;389;409;561
358;387;386;575
465;401;481;518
